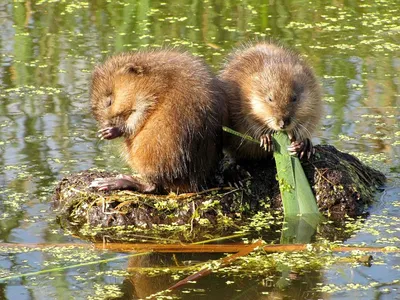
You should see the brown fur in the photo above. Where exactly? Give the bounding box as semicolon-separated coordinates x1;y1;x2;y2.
90;49;226;193
219;42;322;160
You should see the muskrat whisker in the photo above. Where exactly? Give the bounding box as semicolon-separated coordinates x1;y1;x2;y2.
296;122;312;140
265;117;275;127
238;126;259;146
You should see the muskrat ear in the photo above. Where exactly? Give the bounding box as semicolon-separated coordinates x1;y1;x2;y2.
293;64;304;74
124;63;146;75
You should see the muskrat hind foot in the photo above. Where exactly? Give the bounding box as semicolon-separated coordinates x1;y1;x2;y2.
260;133;274;152
287;138;314;159
90;175;156;193
98;127;123;140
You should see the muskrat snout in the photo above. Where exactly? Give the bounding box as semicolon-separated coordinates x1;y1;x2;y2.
277;117;291;130
276;117;291;130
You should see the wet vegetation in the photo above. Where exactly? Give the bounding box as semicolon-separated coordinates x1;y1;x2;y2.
0;0;399;299
52;144;385;242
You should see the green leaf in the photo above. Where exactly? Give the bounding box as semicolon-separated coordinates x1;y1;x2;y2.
273;132;320;216
280;215;322;244
222;126;259;143
222;126;320;217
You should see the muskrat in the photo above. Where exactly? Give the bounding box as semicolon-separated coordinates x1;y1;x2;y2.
89;49;226;193
219;42;322;160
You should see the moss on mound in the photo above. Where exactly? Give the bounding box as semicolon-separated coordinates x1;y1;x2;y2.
53;145;385;239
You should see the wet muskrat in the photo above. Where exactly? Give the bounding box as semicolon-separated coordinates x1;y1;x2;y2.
219;42;322;160
90;49;226;193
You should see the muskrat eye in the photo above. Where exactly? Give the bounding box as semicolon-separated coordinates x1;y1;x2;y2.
268;96;273;102
106;95;112;107
292;95;297;102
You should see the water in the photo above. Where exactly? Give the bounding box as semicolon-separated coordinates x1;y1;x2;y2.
0;1;399;299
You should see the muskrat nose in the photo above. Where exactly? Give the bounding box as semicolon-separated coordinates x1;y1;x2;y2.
278;117;291;129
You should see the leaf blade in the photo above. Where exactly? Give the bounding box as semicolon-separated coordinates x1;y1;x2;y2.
273;132;320;216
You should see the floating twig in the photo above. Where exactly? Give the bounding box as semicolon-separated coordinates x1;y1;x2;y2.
167;240;263;290
0;242;398;253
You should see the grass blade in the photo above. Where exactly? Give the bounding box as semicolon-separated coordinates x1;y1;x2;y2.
280;215;322;244
222;126;320;216
273;132;320;216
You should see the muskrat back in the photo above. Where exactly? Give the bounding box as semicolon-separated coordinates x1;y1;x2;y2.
90;49;226;193
219;42;322;160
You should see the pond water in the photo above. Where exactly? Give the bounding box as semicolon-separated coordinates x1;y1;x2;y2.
0;1;399;299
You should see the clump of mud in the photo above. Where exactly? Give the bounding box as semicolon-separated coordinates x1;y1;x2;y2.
53;145;385;238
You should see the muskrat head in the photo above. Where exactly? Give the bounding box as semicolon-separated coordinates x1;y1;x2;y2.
90;59;158;137
249;63;319;140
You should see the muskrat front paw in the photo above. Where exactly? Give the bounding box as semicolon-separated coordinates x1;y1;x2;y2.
98;127;123;140
287;138;314;159
260;133;274;152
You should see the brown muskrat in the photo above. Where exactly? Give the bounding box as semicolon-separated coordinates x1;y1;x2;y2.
219;41;322;160
90;49;226;193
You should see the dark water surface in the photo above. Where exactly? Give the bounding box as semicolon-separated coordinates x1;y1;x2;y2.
0;1;399;299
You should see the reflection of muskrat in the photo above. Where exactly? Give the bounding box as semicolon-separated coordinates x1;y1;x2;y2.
219;42;322;160
90;49;225;193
